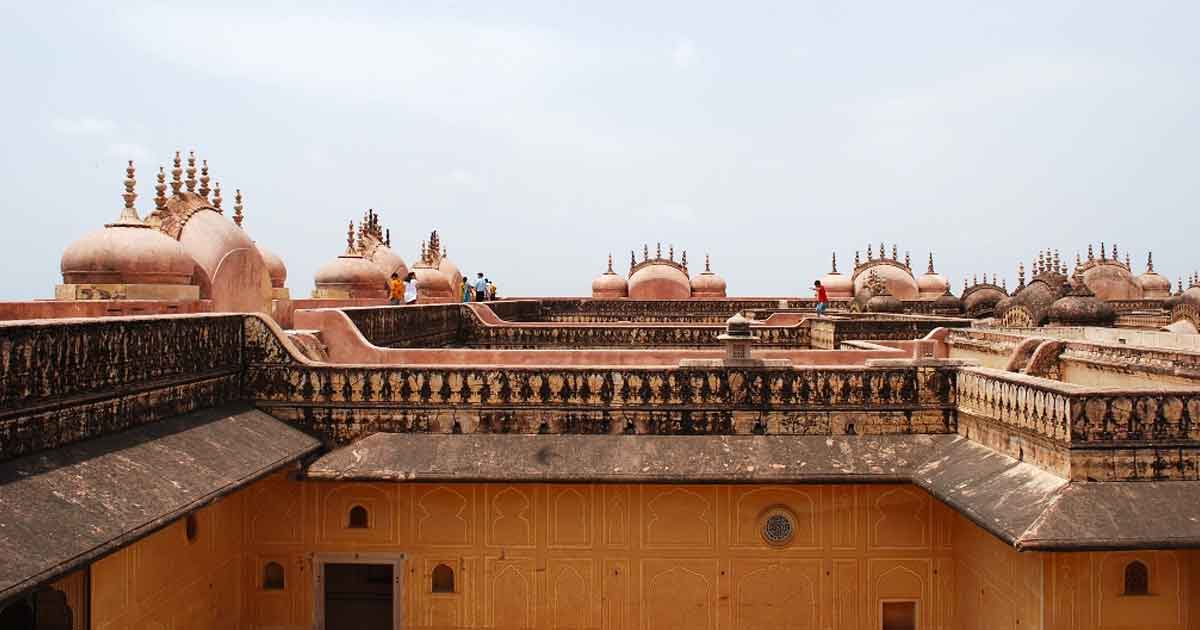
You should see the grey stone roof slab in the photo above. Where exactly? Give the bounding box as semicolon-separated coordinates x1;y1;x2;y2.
307;433;1200;551
0;405;321;605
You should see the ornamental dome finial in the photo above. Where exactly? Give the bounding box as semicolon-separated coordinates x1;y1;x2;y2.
108;160;145;227
212;181;222;211
185;151;197;192
171;151;183;195
233;189;244;227
154;166;167;211
198;159;210;197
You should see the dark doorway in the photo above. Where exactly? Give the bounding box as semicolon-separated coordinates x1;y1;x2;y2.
882;600;917;630
324;563;393;630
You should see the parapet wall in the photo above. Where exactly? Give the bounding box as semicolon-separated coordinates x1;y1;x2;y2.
0;314;245;461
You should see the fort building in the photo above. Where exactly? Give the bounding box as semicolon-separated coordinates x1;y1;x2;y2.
4;155;1200;629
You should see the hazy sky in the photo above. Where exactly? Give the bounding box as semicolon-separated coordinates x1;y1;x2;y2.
2;1;1197;299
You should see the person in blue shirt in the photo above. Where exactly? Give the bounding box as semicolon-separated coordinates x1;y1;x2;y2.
474;273;488;302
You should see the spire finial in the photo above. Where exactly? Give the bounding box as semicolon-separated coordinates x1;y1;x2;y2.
198;159;210;197
854;250;861;266
1002;277;1008;291
185;151;197;192
108;160;146;226
656;242;662;259
385;228;391;247
892;244;898;260
668;244;674;261
904;250;910;268
973;274;978;285
681;249;687;268
1148;251;1155;272
1053;249;1061;273
705;253;712;272
212;181;222;211
1124;252;1130;269
927;252;934;274
963;277;968;292
420;240;427;262
232;189;243;227
1100;242;1106;260
1087;243;1094;261
607;253;614;273
154;166;167;211
1075;252;1082;269
1113;242;1119;260
631;250;636;269
171;151;183;195
346;221;356;254
1018;262;1025;288
832;252;839;273
643;244;649;261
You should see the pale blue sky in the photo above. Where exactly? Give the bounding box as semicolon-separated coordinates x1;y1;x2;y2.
2;1;1197;298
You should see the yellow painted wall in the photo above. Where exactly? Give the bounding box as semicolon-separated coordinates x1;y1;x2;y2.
74;472;1199;630
241;473;957;630
89;491;244;630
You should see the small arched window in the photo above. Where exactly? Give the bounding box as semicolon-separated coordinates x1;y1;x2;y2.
35;586;73;629
185;514;199;543
348;505;369;529
263;562;285;590
1124;561;1149;595
432;564;455;593
0;599;34;630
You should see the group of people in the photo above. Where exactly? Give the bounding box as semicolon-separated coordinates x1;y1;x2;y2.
387;271;498;305
460;273;497;303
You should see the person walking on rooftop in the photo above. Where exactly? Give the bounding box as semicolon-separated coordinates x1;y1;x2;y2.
474;273;488;302
486;278;497;300
388;272;404;305
813;280;828;316
461;276;471;303
404;272;418;305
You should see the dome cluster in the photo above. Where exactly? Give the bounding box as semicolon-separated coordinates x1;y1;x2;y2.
58;153;281;312
591;243;726;299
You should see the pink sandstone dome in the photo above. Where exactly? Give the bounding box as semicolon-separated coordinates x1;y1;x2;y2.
819;272;853;298
1080;262;1141;301
412;264;456;302
61;161;196;287
818;253;852;297
314;254;389;297
591;259;629;298
61;224;195;286
256;244;287;289
172;206;273;312
852;263;919;300
690;271;726;297
917;270;950;298
1135;255;1171;299
438;253;463;292
365;242;408;279
1137;271;1171;299
628;261;691;299
591;272;628;298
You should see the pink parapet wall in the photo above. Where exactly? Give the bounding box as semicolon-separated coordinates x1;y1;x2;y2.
293;303;952;366
0;299;214;322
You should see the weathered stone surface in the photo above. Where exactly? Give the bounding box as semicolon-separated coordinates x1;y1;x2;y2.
0;405;320;604
305;432;1200;550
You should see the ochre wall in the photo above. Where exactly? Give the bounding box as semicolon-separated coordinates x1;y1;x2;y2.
241;473;956;630
69;473;1200;630
89;491;245;630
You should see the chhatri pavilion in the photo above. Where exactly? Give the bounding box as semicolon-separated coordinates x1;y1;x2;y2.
4;153;1200;630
